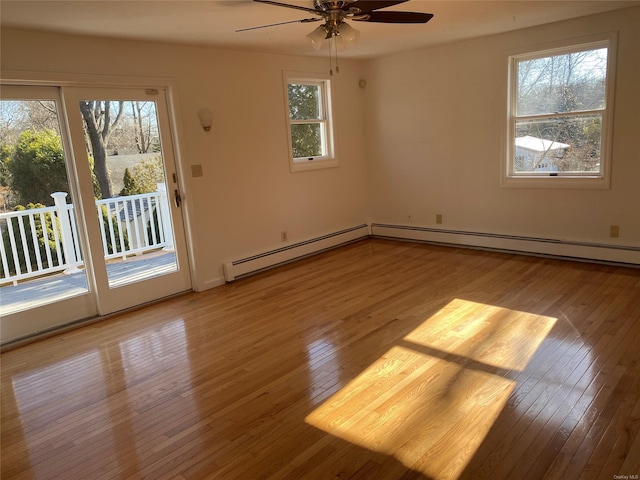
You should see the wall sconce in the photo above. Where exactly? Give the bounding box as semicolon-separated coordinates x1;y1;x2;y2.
198;109;212;132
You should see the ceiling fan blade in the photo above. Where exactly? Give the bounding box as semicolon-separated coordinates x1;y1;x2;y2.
354;11;434;23
236;17;320;32
253;0;320;15
350;0;409;14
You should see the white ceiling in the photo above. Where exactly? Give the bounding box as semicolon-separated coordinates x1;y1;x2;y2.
2;0;639;59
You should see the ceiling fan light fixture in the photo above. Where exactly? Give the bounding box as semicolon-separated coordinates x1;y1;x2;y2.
306;25;327;50
306;21;360;51
338;22;360;47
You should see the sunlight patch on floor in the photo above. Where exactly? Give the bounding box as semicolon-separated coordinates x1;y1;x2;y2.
404;299;557;372
305;298;557;479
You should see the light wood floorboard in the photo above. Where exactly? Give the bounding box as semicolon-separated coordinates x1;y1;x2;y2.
2;238;639;479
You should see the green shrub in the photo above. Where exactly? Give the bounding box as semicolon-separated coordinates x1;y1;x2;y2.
7;130;68;206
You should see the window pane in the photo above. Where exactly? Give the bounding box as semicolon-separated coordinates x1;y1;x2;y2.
517;48;607;116
77;99;178;288
514;114;602;173
291;123;323;158
288;84;321;120
0;98;89;314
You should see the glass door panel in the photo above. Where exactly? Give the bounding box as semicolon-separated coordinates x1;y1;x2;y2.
77;100;177;288
0;86;97;342
62;87;191;315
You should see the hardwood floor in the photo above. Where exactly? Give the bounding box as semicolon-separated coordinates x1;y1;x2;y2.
2;238;639;480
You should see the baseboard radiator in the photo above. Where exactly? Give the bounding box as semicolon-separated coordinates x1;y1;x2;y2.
223;224;369;282
371;223;640;266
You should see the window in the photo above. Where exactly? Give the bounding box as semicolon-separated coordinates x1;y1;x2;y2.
505;35;615;188
284;72;336;172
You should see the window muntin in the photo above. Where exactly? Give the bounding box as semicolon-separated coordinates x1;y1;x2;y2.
506;39;613;186
284;73;335;172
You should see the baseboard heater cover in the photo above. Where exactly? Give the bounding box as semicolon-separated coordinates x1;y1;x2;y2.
371;223;640;266
223;224;369;282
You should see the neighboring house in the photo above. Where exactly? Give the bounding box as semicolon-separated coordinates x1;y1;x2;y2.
515;135;570;172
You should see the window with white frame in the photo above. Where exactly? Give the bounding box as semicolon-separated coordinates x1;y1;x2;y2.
505;36;615;187
284;72;336;172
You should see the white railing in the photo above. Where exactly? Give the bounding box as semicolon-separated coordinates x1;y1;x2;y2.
0;184;173;286
0;198;80;286
95;184;173;261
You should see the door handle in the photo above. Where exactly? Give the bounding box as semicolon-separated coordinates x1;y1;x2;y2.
174;189;182;208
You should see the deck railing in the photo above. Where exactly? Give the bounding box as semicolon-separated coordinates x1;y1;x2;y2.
0;184;173;286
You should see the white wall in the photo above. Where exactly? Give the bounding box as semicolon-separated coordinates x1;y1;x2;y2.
363;7;640;249
0;29;370;289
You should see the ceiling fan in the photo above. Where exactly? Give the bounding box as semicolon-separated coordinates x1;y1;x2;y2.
238;0;434;43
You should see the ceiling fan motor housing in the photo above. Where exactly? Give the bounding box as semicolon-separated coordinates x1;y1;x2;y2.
314;0;358;12
313;0;364;38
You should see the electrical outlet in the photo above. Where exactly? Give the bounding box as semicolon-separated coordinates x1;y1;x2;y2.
610;225;620;238
436;214;443;224
281;231;288;242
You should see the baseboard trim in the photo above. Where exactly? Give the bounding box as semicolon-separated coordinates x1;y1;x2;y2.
371;223;640;267
223;224;370;281
197;276;226;292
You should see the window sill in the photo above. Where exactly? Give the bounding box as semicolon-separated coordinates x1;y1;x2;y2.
501;175;609;189
290;157;338;173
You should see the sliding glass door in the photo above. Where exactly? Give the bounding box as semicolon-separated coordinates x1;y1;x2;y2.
0;85;191;343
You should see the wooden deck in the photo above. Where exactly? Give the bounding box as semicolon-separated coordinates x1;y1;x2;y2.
1;239;639;479
0;251;176;316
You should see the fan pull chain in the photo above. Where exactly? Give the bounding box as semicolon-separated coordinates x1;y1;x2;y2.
329;36;334;76
329;35;340;76
334;35;340;75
